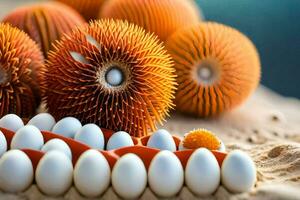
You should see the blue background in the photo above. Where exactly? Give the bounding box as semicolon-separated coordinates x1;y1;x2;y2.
196;0;300;98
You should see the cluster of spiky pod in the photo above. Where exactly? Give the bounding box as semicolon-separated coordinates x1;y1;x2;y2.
0;23;44;118
166;22;261;117
56;0;107;21
100;0;201;41
2;2;85;57
43;19;176;137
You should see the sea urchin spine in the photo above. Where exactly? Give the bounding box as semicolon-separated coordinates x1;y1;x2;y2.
166;22;261;117
2;2;85;57
100;0;202;41
43;19;176;137
0;23;44;118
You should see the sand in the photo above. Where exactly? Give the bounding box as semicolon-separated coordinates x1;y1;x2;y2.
0;86;299;199
1;1;300;198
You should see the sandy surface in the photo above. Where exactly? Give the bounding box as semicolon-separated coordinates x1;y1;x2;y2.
1;1;300;199
0;86;299;199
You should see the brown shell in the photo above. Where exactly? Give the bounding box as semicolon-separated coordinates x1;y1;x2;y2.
166;22;261;117
0;23;44;118
56;0;107;21
100;0;201;41
2;2;85;58
43;19;176;137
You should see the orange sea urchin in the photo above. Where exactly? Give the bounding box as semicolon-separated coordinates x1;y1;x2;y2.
56;0;107;21
2;2;85;57
183;129;221;150
0;23;44;118
166;22;261;117
100;0;201;41
43;19;176;137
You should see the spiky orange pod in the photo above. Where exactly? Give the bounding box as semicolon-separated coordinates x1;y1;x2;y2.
183;129;221;150
56;0;106;21
0;23;44;118
100;0;201;41
2;2;85;58
43;19;176;137
166;22;261;117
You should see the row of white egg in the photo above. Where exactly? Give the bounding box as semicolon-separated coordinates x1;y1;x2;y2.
0;147;256;198
0;114;182;151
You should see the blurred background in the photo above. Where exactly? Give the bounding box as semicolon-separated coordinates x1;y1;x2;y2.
1;0;299;98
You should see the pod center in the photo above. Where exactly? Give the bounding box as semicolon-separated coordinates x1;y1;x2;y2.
105;66;124;87
195;59;220;85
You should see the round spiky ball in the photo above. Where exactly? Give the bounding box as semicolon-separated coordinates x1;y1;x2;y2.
100;0;201;41
0;23;44;118
2;2;85;58
183;129;221;150
43;19;176;137
56;0;106;21
166;22;261;117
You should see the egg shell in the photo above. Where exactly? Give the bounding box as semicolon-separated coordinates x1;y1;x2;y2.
0;131;7;157
11;125;44;150
221;150;256;193
35;151;73;196
148;150;184;197
147;129;176;151
0;114;24;132
27;113;56;131
112;153;147;199
0;150;33;193
106;131;134;150
41;139;72;160
52;117;82;138
74;124;104;149
74;149;110;197
185;148;220;196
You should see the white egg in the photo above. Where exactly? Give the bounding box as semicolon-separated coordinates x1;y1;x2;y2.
74;150;110;197
148;151;184;197
0;131;7;157
0;150;33;193
0;114;24;132
147;129;176;151
112;153;147;199
221;150;256;193
27;113;56;131
41;139;72;160
35;151;73;196
11;125;44;150
106;131;134;150
52;117;82;138
185;148;220;196
74;124;104;149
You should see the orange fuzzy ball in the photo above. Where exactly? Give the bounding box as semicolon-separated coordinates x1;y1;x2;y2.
2;2;85;57
56;0;107;21
183;129;221;150
43;19;176;137
0;23;44;118
166;22;261;117
100;0;201;41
